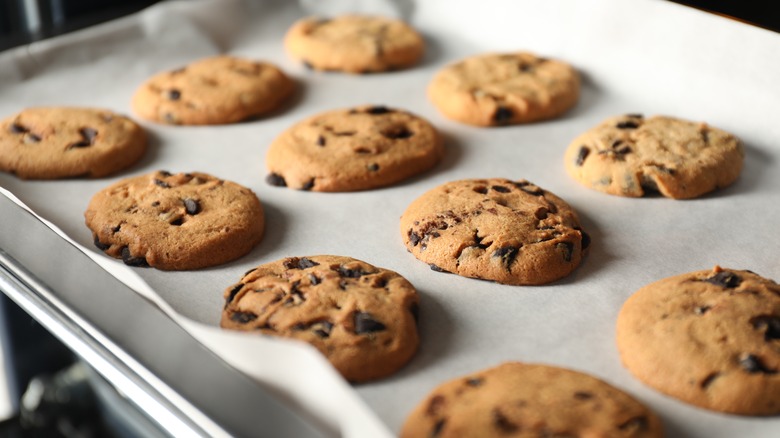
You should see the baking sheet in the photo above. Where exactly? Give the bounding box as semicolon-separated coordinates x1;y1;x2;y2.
2;0;780;436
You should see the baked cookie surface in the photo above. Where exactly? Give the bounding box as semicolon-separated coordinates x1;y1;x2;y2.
284;15;424;73
265;105;443;191
427;52;580;126
85;171;264;270
616;266;780;415
400;178;588;285
564;114;744;199
131;55;294;125
401;362;663;438
220;255;420;382
0;107;146;179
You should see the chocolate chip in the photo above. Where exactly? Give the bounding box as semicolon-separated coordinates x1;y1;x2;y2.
557;241;574;262
577;228;591;250
618;416;648;431
170;217;183;226
298;257;320;269
159;170;172;177
166;89;181;100
354;311;386;333
491;185;510;193
409;231;422;246
339;266;367;278
701;372;720;389
153;178;170;188
111;224;121;233
465;377;483;387
308;273;320;285
366;106;391;115
473;186;488;194
616;120;639;129
492;409;518;433
80;127;97;143
492;246;519;269
316;135;326;146
694;305;711;315
93;235;110;251
184;198;200;215
121;247;148;267
230;311;257;324
576;146;590;166
431;419;446;437
381;126;413;139
151;201;160;207
226;283;243;305
574;391;593;400
739;353;777;374
266;173;287;187
312;321;334;338
26;133;41;143
9;124;27;134
410;303;419;324
534;207;549;220
367;163;379;171
704;271;742;288
493;106;513;124
301;179;315;191
514;182;543;196
750;315;780;341
429;264;447;272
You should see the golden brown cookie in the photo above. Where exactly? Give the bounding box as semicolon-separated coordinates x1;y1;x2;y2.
131;55;294;125
0;107;146;179
220;255;420;382
616;266;780;415
564;114;744;199
265;105;444;192
85;171;264;270
401;362;664;438
400;178;589;285
427;52;580;126
284;15;424;73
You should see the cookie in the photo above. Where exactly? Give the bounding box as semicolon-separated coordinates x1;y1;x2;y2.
131;55;294;125
284;15;424;73
564;114;744;199
427;52;580;127
400;178;589;285
0;107;146;179
220;255;419;382
85;171;264;270
616;266;780;415
401;362;663;438
265;105;444;191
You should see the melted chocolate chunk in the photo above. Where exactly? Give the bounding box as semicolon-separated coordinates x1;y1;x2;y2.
750;315;780;341
366;106;391;115
493;106;513;124
266;173;287;187
491;185;510;193
298;257;320;269
409;231;422;246
230;311;257;324
170;217;183;226
166;89;181;100
226;283;243;305
576;146;590;166
121;247;148;267
739;353;777;374
616;120;639;129
557;241;574;262
704;271;742;288
184;198;200;215
93;235;110;251
354;311;386;333
492;246;519;269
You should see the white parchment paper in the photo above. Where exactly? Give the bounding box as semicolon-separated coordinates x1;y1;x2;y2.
1;0;779;436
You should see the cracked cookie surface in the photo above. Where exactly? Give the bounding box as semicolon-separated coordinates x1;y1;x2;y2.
131;55;294;125
616;266;780;414
401;362;663;438
427;52;580;126
564;114;744;199
85;171;264;270
400;178;588;285
0;107;146;179
220;255;420;382
265;105;443;191
284;15;424;73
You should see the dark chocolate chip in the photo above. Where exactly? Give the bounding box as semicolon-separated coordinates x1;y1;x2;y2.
618;416;648;431
230;311;257;324
159;170;172;176
431;419;446;437
308;273;320;285
492;409;518;433
226;283;243;305
9;124;28;134
183;198;200;215
266;173;287;187
429;264;447;272
316;135;326;146
93;235;110;251
381;126;413;139
301;179;315;191
170;217;184;226
80;127;97;143
121;247;148;267
312;321;334;338
492;246;519;269
573;391;593;400
298;257;320;269
578;229;591;250
701;372;720;389
354;311;386;333
283;258;300;269
694;305;711;315
409;231;422;246
111;224;121;233
69;140;91;148
704;271;742;288
516;184;543;196
151;201;160;207
166;89;181;100
366;106;391;115
153;178;171;188
534;207;549;220
616;120;639;129
473;186;488;194
491;185;510;193
739;353;777;374
493;106;513;124
576;146;590;166
465;377;483;387
367;163;380;171
339;266;367;278
557;241;574;262
26;134;41;143
410;303;419;325
750;315;780;341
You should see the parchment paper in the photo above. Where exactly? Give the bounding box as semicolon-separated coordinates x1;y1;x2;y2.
1;0;779;436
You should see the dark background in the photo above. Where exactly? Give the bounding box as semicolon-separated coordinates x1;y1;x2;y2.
0;0;778;52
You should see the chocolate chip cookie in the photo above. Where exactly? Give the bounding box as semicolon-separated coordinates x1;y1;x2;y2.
85;171;264;270
564;114;744;199
0;107;146;179
427;52;580;126
284;15;424;73
400;178;589;285
265;105;444;191
131;55;294;125
616;266;780;414
220;255;420;382
401;362;664;438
